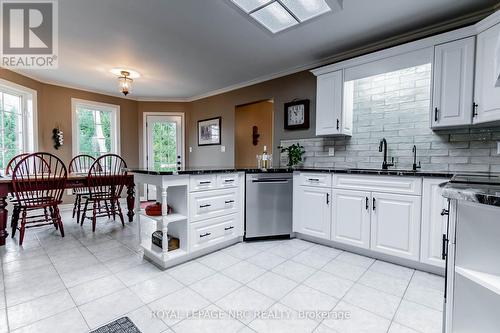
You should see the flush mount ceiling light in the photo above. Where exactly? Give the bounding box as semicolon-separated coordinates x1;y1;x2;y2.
110;68;140;96
231;0;343;33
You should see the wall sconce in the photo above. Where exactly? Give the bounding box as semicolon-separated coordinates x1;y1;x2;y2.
52;127;64;150
252;126;260;146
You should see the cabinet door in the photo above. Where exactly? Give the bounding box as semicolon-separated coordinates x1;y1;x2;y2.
371;192;421;261
421;178;449;268
316;70;345;136
432;37;475;128
295;186;331;239
474;22;500;124
332;189;371;249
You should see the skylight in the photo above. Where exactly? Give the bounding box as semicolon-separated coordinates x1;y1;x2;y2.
231;0;343;33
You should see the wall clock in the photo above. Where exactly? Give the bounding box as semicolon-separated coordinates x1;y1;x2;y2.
284;99;310;130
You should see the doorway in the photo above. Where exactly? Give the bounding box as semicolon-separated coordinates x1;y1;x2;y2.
234;100;274;168
143;113;184;200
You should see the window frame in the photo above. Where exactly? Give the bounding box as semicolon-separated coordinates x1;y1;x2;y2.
71;98;121;157
0;78;38;171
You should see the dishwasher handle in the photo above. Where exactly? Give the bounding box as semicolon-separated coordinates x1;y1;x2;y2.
251;178;290;184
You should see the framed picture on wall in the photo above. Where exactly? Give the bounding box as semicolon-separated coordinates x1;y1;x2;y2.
198;117;221;146
284;99;310;130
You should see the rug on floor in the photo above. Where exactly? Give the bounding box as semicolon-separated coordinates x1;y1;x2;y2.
90;317;142;333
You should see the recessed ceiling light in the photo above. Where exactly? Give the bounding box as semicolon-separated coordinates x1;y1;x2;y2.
280;0;331;22
229;0;343;34
250;2;298;34
231;0;272;13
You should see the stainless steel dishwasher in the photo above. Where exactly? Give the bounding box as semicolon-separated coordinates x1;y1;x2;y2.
245;172;293;239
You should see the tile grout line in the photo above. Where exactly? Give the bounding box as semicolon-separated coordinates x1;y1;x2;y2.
35;232;92;332
384;269;416;333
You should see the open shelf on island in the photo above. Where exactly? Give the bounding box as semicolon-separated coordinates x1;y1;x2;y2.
141;241;188;261
139;211;188;224
455;266;500;296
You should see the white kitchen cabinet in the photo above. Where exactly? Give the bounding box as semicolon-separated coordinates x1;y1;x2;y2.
370;192;421;261
332;189;371;249
295;186;331;239
421;178;449;268
474;22;500;124
315;70;352;136
432;37;475;128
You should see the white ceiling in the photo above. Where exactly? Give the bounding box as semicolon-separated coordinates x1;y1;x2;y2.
17;0;497;100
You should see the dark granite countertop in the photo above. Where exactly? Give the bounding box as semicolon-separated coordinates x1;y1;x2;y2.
441;182;500;208
125;166;455;178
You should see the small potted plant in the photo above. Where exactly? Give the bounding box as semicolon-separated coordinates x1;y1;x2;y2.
279;143;305;167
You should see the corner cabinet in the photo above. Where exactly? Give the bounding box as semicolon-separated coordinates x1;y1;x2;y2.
431;37;475;128
294;186;331;239
313;70;353;136
473;21;500;124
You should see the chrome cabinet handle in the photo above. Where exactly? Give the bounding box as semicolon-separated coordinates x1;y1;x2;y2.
441;209;449;216
199;204;211;208
225;200;235;204
224;179;235;183
308;178;320;182
372;197;376;211
365;197;369;210
224;226;234;231
434;107;439;122
199;181;211;185
200;232;211;238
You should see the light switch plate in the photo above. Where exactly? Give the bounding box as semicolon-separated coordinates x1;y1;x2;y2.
328;148;335;156
221;146;226;152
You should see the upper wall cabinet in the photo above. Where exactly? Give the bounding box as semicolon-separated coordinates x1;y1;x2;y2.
473;21;500;125
313;70;353;136
431;37;475;129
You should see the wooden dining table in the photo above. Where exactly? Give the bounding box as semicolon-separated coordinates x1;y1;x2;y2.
0;173;135;246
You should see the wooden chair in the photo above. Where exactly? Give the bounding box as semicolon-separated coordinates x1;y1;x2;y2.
80;154;127;232
11;153;67;245
69;155;96;222
5;153;29;176
6;153;34;233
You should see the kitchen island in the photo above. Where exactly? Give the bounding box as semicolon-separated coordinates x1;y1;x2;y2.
441;175;500;333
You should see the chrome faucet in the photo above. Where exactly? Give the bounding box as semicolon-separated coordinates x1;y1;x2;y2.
412;145;421;171
379;138;394;170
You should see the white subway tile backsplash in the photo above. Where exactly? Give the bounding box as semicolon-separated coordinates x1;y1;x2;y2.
281;64;500;173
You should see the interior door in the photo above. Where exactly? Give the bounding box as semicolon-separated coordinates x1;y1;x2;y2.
145;115;183;200
332;189;371;249
370;192;421;261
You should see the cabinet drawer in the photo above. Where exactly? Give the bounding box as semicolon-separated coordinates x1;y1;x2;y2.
190;214;240;252
217;173;239;188
190;174;217;192
334;174;422;195
299;172;332;188
189;188;238;222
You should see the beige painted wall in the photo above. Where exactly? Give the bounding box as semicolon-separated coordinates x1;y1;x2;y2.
188;71;316;167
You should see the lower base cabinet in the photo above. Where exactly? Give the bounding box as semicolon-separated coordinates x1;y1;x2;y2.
370;192;421;261
331;189;371;249
421;178;449;268
294;186;331;239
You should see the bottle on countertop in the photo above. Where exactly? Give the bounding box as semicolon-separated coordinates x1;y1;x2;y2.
261;146;272;169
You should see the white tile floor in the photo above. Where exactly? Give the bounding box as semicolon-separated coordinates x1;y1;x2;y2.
0;211;444;333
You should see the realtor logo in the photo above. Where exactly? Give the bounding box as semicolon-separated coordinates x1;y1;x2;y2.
1;0;58;68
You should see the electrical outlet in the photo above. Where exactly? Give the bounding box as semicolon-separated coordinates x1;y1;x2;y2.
497;142;500;155
189;147;193;153
221;146;226;153
328;148;335;156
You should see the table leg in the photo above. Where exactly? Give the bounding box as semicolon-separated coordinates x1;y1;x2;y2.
0;195;8;246
126;182;135;222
